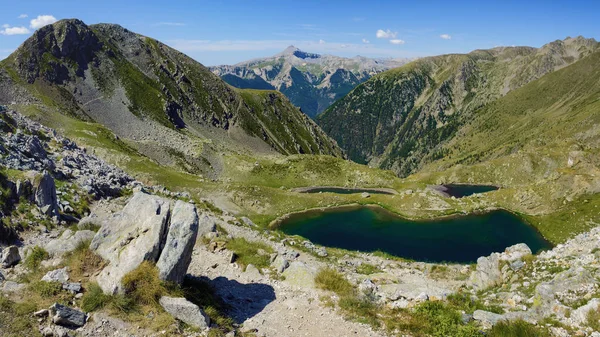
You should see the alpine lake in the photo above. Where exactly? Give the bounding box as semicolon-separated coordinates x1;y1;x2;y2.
280;185;551;263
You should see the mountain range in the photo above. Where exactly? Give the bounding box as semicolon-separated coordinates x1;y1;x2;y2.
210;46;410;118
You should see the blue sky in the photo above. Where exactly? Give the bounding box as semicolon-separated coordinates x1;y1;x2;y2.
0;0;598;66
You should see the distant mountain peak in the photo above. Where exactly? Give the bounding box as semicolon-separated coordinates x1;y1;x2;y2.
281;45;300;54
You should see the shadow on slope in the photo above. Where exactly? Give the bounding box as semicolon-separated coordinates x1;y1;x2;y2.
186;275;276;324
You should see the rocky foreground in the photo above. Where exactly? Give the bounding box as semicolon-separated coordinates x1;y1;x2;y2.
1;109;600;336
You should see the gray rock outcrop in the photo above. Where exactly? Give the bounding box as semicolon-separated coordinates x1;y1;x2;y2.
91;192;200;294
50;303;87;327
159;296;210;329
469;253;502;290
473;310;506;327
156;200;199;284
1;245;21;268
41;267;70;283
91;192;171;294
45;229;96;257
33;172;59;217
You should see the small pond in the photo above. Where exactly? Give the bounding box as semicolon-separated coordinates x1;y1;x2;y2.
278;206;551;263
298;187;395;195
439;184;499;198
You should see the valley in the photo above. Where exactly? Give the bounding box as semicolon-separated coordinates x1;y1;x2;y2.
0;15;598;337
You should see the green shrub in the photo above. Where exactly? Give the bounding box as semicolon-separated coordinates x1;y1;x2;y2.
23;246;49;270
488;319;548;337
338;295;380;327
315;268;355;297
226;237;273;270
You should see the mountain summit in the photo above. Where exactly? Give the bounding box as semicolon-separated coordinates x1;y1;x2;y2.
210;48;411;117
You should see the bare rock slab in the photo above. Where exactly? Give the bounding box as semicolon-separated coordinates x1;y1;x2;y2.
91;192;171;294
282;261;317;288
34;172;59;217
50;303;86;327
159;296;210;329
157;200;199;284
45;229;96;257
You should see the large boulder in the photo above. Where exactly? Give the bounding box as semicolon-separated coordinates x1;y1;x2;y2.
1;245;21;268
469;253;503;290
156;200;199;284
159;296;210;329
91;192;171;294
33;172;59;217
50;303;86;327
282;261;317;288
45;229;96;257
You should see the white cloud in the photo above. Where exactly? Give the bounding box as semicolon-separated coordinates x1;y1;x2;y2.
362;38;370;44
390;39;405;45
319;39;326;44
440;34;452;40
2;24;9;28
18;14;28;19
0;25;31;35
155;22;185;26
376;29;397;39
30;15;57;29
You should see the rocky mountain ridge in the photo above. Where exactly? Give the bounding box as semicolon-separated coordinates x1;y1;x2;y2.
210;46;411;117
0;19;343;180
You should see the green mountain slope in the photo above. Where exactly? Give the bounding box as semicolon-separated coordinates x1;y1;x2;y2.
318;37;598;176
0;19;343;175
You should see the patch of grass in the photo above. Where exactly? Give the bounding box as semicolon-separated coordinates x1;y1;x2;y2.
587;307;600;331
29;281;63;297
412;301;481;337
488;319;548;337
62;240;105;280
315;268;355;297
226;237;273;270
23;246;49;270
355;263;382;275
81;282;112;312
447;292;504;314
0;294;40;336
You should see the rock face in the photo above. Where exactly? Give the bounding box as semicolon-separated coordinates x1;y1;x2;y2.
1;245;21;268
469;243;532;290
469;253;502;290
33;172;59;217
156;200;199;284
159;296;210;329
50;303;86;327
91;192;200;294
45;229;96;257
91;192;171;294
